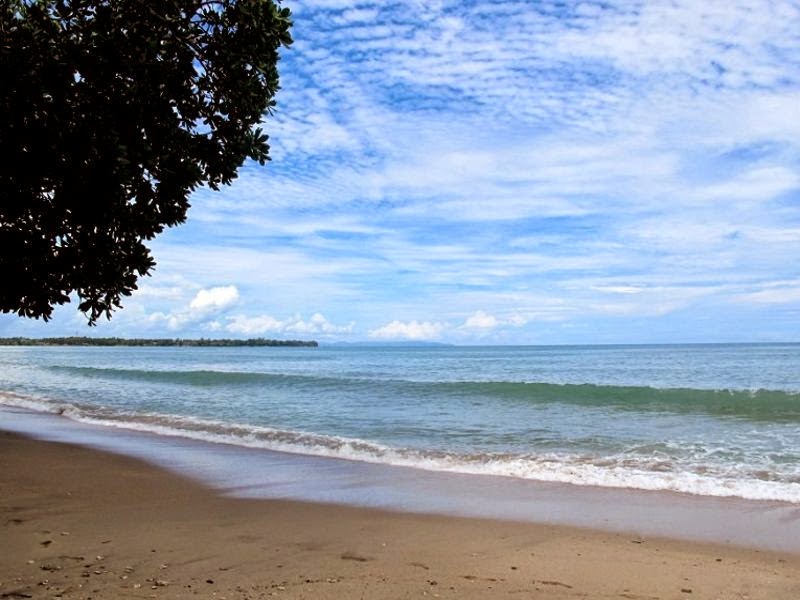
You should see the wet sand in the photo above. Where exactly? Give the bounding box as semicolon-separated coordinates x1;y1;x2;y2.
2;431;799;599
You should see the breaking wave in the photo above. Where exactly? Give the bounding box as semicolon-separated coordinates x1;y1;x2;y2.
2;390;798;503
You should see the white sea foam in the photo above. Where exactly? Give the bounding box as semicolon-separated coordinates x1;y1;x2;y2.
2;391;799;503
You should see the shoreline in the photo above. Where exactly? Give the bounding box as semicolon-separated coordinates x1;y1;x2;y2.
3;405;800;554
2;393;799;506
2;431;800;599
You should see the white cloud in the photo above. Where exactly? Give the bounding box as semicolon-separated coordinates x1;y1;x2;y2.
285;312;355;335
144;285;240;331
131;284;187;300
462;311;498;330
369;320;447;340
735;281;800;305
189;286;240;312
589;285;645;295
226;314;284;335
225;313;354;337
461;310;530;331
693;166;800;204
146;311;190;331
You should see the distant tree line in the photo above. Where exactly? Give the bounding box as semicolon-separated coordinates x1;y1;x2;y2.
0;337;317;347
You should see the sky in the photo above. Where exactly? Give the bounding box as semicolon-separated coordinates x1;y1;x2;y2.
4;0;800;344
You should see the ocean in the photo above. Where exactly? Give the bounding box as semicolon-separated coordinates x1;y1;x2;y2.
1;343;799;503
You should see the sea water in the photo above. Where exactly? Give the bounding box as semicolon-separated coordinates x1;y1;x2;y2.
1;343;799;502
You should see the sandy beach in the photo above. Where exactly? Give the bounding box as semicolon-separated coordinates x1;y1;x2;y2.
1;431;798;599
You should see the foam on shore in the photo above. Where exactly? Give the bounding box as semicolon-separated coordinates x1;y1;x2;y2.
3;390;798;503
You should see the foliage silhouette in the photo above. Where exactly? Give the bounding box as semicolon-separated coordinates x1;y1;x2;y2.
1;0;292;323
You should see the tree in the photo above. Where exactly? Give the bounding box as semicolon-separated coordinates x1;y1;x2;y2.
0;0;292;323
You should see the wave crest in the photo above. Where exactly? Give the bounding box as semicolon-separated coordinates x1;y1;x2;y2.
47;365;800;422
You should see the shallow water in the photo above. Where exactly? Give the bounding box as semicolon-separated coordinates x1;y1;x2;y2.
3;406;800;553
1;343;799;501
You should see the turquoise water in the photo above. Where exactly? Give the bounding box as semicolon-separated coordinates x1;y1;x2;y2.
1;343;799;501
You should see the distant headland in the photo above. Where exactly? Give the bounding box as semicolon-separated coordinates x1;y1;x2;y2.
0;337;318;347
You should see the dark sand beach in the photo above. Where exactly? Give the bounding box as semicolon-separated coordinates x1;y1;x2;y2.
2;431;799;599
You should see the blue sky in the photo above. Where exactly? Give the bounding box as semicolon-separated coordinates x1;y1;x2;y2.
4;0;800;344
